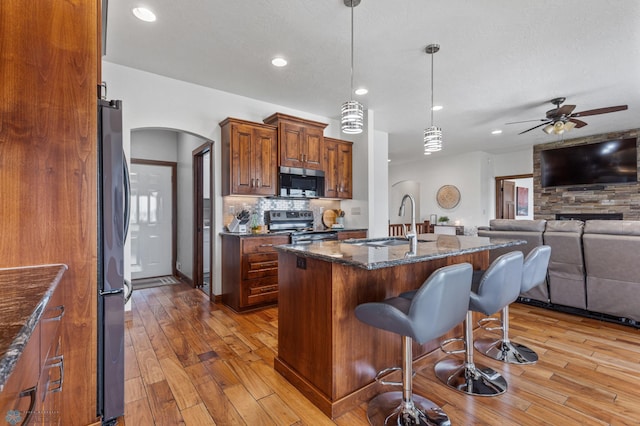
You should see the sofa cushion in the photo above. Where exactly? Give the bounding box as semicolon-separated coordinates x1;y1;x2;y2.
584;220;640;236
545;220;584;233
489;219;546;232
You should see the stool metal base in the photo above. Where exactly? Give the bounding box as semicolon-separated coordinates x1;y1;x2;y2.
474;338;538;364
367;391;451;426
434;359;507;396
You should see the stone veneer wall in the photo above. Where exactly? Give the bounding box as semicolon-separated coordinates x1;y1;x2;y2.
533;128;640;220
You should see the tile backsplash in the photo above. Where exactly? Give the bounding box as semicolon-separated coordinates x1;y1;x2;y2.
223;197;339;230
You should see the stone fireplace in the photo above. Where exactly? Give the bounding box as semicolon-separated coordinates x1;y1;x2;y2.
533;128;640;220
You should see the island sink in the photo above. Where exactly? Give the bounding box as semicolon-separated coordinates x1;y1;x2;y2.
343;236;431;247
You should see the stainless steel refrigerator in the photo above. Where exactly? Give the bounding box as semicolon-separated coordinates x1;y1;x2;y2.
97;98;129;424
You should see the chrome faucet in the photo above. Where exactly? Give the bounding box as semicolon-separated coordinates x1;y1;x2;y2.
398;194;418;255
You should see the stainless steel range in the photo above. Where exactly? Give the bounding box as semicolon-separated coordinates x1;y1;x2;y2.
265;210;338;243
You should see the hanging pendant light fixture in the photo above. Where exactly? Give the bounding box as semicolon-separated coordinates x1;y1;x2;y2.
424;43;442;154
341;0;364;134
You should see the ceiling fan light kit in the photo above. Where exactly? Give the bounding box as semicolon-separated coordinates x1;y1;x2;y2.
424;43;442;154
511;96;628;135
341;0;364;135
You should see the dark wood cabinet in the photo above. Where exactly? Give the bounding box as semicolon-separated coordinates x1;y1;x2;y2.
221;234;289;312
263;113;328;171
220;118;278;196
0;266;66;426
324;137;353;199
337;230;367;240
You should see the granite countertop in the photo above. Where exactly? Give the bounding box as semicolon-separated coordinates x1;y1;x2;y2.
275;234;525;270
0;264;67;391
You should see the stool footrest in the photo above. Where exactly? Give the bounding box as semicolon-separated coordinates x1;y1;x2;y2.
477;316;503;332
374;366;416;386
439;337;465;355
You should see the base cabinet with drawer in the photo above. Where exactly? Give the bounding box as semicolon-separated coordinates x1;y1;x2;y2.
0;267;65;426
221;234;290;312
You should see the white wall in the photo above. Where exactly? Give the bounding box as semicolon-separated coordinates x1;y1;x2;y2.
389;151;492;229
130;129;178;161
103;62;352;295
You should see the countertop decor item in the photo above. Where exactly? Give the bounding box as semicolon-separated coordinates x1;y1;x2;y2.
436;185;461;209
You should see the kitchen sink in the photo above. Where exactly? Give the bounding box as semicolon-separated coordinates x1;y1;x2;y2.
344;237;430;248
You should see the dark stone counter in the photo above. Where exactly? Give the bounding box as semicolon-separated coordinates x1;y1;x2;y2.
275;234;525;270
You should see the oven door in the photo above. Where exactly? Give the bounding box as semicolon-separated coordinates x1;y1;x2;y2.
290;231;338;244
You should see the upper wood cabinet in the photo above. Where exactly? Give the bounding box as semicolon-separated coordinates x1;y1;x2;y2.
263;113;328;171
324;137;353;199
220;118;278;196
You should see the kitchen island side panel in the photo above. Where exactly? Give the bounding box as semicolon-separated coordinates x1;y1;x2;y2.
276;248;490;418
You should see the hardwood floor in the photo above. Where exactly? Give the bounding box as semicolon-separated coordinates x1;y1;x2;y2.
121;282;640;425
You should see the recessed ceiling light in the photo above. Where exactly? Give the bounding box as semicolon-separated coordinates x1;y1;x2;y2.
491;129;503;135
132;7;156;22
271;57;287;67
355;88;368;96
431;105;443;111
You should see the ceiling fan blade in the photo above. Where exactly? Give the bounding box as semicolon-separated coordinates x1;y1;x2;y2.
555;104;576;116
505;118;547;125
518;122;550;135
572;105;628;117
568;118;588;128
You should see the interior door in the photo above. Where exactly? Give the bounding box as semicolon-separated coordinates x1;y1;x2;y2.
130;163;173;279
501;180;516;219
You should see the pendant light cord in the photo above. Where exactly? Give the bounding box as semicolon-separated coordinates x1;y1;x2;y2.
350;3;355;101
430;50;434;126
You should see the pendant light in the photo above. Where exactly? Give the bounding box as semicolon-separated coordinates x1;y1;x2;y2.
424;44;442;154
341;0;364;134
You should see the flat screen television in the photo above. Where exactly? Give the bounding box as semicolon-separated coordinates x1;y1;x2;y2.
541;138;638;188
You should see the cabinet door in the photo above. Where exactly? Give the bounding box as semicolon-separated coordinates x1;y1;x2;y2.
337;142;353;199
303;126;324;170
324;139;339;198
280;121;305;168
252;126;278;195
230;123;256;195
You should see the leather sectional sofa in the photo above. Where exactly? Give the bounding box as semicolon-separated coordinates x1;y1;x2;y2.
478;218;640;326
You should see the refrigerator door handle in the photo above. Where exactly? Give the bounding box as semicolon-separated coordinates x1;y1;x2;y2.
99;288;124;297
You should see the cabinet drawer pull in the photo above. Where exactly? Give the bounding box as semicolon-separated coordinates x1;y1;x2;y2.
18;386;37;424
256;178;260;187
46;354;64;393
259;244;274;247
48;305;65;321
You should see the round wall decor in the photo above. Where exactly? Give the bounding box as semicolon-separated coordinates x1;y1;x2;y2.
436;185;461;209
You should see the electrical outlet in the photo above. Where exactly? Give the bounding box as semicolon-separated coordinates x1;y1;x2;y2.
176;262;182;271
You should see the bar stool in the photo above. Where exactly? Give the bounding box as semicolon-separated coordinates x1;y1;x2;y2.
474;245;551;364
434;251;523;396
355;263;473;426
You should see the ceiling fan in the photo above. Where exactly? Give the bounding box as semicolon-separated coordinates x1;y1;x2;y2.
507;97;628;135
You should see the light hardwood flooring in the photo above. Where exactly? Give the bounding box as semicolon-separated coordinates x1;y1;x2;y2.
121;282;640;425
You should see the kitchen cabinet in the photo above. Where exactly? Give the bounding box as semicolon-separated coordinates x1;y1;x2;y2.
221;234;290;312
263;113;328;171
324;137;353;199
220;118;278;196
0;265;66;426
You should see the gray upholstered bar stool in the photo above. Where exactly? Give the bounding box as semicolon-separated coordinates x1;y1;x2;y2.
434;251;523;396
474;245;551;364
355;263;473;426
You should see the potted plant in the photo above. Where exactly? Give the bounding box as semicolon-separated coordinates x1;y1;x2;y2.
438;216;450;225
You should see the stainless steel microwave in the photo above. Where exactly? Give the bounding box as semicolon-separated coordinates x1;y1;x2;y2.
279;166;325;198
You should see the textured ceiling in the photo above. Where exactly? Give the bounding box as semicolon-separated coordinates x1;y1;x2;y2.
104;0;640;164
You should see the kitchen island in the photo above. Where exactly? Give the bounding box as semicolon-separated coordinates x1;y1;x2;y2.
274;234;524;418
